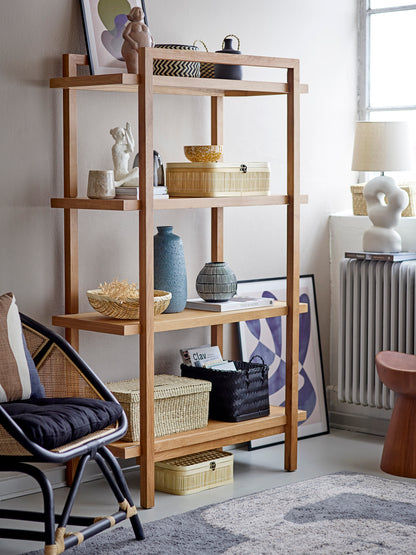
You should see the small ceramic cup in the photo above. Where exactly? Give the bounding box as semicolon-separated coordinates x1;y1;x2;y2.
87;170;115;199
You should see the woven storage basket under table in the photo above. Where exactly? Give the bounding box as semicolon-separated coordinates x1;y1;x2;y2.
351;183;416;217
166;162;271;197
107;375;211;442
181;356;270;422
155;449;233;495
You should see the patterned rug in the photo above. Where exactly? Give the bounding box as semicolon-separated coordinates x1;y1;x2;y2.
27;472;416;554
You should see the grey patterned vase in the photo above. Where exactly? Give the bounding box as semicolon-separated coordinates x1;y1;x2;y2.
154;226;187;313
196;262;237;302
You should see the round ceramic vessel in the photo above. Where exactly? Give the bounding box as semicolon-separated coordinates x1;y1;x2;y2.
196;262;237;302
87;170;115;199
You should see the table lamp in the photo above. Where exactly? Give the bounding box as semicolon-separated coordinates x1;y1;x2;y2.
352;121;413;253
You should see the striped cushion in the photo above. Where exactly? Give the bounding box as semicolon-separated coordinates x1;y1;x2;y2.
0;293;35;402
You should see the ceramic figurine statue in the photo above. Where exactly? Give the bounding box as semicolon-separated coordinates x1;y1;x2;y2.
121;6;154;74
110;122;139;187
363;175;409;252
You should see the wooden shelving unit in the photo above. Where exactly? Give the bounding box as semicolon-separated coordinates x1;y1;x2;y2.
109;406;307;461
50;50;308;509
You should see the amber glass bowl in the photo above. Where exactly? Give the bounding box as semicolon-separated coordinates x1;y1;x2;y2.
184;145;223;163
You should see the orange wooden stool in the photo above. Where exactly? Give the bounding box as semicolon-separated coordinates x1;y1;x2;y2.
375;351;416;478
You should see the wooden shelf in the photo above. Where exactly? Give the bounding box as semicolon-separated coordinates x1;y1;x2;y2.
52;302;308;336
108;405;308;460
50;73;308;97
51;198;140;211
51;194;309;211
52;52;306;508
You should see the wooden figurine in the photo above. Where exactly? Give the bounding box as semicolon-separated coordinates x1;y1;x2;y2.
121;7;154;73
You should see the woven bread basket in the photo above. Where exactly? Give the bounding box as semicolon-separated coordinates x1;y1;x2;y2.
86;289;171;319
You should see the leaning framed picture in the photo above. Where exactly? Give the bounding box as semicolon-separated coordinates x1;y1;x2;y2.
238;275;329;449
80;0;148;74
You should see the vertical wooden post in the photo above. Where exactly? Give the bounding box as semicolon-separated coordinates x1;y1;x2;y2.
211;96;224;153
285;62;301;471
210;96;224;352
138;47;155;509
62;54;87;486
62;54;80;351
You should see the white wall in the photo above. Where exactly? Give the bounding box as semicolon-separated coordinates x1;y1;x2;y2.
0;1;357;388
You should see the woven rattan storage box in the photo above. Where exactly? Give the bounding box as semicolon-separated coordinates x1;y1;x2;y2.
351;183;416;217
155;449;234;495
107;375;211;442
166;162;270;197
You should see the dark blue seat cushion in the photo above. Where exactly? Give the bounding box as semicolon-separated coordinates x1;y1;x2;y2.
3;398;123;450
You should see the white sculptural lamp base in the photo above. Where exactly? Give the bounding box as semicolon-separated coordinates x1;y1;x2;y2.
363;175;409;253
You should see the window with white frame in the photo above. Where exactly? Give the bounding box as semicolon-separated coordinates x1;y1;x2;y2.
358;0;416;180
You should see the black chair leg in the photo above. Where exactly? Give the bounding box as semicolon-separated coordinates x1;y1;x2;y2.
5;462;56;548
58;453;91;530
97;447;144;540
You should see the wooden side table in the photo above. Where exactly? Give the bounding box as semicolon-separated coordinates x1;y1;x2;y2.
375;350;416;478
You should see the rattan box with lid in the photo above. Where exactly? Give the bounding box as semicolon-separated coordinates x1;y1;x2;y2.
107;375;211;441
155;449;234;495
351;183;416;217
166;162;271;197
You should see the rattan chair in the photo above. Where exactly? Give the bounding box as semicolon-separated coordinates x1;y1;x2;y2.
0;313;144;554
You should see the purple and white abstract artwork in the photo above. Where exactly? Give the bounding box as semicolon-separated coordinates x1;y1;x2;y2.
238;276;328;449
80;0;148;74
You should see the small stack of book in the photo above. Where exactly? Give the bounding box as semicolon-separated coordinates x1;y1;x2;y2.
115;185;169;199
345;251;416;262
180;345;237;371
185;296;275;312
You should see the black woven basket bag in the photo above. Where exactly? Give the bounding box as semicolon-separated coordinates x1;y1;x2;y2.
181;355;270;422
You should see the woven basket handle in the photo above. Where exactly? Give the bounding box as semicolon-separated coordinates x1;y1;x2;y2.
249;354;265;365
193;39;209;52
249;355;268;381
222;34;241;50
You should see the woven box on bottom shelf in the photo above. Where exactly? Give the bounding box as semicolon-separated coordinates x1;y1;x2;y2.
107;375;211;442
351;183;416;217
155;449;234;495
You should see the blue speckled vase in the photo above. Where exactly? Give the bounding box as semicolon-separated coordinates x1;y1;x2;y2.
196;262;237;302
154;226;187;313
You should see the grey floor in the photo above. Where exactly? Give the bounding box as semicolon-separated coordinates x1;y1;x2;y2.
0;428;407;554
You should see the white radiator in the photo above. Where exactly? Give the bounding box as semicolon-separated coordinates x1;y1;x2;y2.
338;258;416;409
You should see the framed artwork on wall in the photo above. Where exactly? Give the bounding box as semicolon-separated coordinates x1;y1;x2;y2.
80;0;148;75
238;275;329;449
